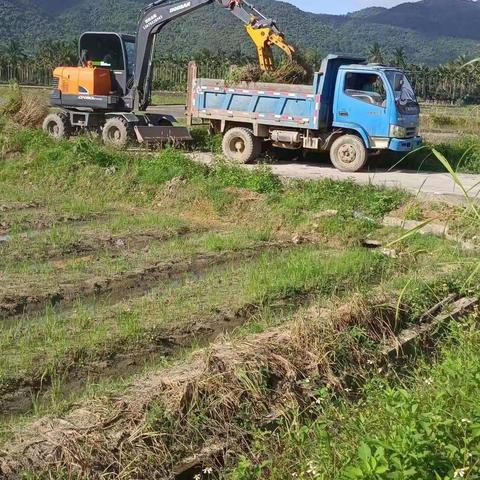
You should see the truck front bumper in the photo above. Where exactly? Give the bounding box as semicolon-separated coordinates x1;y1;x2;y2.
389;136;423;152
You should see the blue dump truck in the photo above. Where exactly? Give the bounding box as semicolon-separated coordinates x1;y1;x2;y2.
188;55;422;172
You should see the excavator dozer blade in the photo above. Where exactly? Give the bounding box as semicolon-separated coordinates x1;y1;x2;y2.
134;125;193;144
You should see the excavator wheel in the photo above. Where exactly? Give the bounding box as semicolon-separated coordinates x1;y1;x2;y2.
43;113;71;140
222;127;262;164
102;117;132;149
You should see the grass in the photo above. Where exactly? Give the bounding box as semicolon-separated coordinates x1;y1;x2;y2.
389;136;480;174
0;247;391;397
0;118;479;478
224;143;480;480
227;317;480;480
0;85;184;106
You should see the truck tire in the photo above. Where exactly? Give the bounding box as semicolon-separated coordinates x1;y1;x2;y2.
222;127;261;164
42;113;71;140
330;135;368;172
102;117;131;149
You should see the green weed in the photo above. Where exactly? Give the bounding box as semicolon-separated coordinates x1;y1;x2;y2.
212;161;282;194
227;319;480;480
190;126;223;153
136;147;208;185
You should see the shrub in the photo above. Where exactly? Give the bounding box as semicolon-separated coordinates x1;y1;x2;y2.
13;93;48;127
213;161;282;194
0;83;23;117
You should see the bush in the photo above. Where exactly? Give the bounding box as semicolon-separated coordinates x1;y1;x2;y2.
189;127;223;153
13;93;48;127
213;161;282;194
0;83;23;117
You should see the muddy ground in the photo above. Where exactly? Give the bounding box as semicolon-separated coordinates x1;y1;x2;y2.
0;137;479;479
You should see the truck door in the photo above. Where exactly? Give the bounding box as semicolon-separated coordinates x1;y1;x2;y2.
334;71;390;139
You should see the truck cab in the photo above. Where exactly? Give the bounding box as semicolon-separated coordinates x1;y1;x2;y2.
333;64;421;154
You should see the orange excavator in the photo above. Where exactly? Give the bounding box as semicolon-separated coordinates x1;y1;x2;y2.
43;0;296;147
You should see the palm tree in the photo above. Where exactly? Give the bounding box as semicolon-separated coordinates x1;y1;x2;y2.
34;39;78;69
367;42;385;64
392;47;407;69
5;40;26;67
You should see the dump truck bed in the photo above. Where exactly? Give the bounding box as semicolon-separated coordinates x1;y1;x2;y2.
192;77;320;130
187;55;366;132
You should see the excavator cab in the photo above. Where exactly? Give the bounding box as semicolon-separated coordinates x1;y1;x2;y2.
50;32;135;111
79;32;136;96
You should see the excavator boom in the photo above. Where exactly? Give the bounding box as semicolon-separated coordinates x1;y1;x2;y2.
131;0;295;109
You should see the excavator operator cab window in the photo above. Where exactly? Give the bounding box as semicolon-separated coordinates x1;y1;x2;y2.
79;33;126;71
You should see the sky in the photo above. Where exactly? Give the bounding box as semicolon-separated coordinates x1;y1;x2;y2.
282;0;420;15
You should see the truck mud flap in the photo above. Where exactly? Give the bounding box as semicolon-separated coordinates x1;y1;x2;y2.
134;126;192;143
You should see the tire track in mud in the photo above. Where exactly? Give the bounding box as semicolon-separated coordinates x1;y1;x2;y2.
0;240;302;319
0;202;44;213
0;210;107;237
0;226;198;265
0;301;271;417
1;296;476;479
0;240;313;417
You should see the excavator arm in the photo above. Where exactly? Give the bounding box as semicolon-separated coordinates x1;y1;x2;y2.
233;0;295;71
130;0;295;110
245;24;295;72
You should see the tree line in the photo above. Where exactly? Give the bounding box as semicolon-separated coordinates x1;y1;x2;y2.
1;39;480;104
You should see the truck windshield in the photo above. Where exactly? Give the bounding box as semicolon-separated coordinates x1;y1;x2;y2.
385;71;419;114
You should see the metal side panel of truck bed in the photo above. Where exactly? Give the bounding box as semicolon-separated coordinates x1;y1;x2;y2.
189;55;366;132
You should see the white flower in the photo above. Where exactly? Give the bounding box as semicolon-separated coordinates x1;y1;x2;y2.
424;377;434;386
454;467;469;478
306;461;318;476
194;475;201;480
203;467;213;475
461;418;471;424
367;359;375;365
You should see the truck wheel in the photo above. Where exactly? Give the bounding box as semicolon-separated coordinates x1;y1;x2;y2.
102;117;131;149
42;113;71;140
330;135;368;172
222;127;261;164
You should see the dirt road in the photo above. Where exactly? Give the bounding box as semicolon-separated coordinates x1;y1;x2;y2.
152;105;480;205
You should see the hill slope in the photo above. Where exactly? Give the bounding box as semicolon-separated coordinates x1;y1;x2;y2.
0;0;479;65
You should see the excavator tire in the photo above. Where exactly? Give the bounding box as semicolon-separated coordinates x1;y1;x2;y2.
42;113;71;140
222;127;261;164
102;117;132;149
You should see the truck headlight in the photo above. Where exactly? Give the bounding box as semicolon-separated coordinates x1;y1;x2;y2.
390;125;408;138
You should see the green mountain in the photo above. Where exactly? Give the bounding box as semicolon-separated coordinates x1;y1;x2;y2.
0;0;479;65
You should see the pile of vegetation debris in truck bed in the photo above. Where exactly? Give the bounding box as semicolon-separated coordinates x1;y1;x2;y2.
0;118;479;479
226;59;313;85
